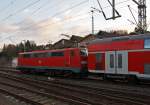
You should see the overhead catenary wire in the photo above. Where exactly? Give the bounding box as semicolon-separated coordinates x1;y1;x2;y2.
3;0;130;37
1;0;42;22
31;0;67;16
7;0;129;33
30;0;52;16
0;11;89;42
99;0;130;9
12;0;65;26
9;0;89;31
1;0;145;44
0;0;17;13
47;0;88;19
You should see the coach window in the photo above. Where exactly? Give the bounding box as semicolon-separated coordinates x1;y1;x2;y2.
110;54;114;68
118;54;122;68
144;39;150;48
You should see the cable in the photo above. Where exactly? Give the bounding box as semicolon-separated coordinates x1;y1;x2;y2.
6;0;129;34
1;0;41;22
102;0;130;9
129;6;138;13
48;0;88;19
10;0;89;31
20;11;89;31
30;0;51;16
31;0;65;16
1;11;89;41
0;0;16;13
11;0;66;26
1;0;133;42
0;11;89;43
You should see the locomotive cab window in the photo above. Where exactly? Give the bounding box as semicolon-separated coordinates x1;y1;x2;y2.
144;39;150;48
80;49;87;56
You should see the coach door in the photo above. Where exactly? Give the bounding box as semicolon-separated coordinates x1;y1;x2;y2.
106;51;128;74
116;51;128;74
105;51;116;73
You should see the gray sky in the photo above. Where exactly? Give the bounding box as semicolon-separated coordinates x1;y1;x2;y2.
0;0;149;47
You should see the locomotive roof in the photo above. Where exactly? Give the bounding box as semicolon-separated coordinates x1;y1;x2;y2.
89;33;150;45
19;48;80;54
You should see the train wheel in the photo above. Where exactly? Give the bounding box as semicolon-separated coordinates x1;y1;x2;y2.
63;71;73;78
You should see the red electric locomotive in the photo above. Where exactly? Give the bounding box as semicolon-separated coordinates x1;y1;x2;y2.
17;48;88;76
88;34;150;80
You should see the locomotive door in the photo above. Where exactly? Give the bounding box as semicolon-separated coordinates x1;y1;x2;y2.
65;50;75;67
106;51;128;74
70;50;75;67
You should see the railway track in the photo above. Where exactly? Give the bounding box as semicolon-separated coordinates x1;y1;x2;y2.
0;72;103;105
0;68;150;105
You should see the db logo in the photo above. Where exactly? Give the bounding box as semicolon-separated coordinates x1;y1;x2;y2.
38;60;42;64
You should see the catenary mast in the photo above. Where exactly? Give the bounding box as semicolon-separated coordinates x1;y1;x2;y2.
133;0;147;33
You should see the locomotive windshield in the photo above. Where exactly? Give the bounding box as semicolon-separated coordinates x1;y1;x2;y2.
80;48;88;56
144;39;150;48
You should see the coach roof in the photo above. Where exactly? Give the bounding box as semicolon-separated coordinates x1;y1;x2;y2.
89;33;150;45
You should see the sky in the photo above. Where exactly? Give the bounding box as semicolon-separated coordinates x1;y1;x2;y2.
0;0;150;48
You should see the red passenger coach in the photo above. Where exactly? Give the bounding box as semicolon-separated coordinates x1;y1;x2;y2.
88;34;150;80
17;48;88;76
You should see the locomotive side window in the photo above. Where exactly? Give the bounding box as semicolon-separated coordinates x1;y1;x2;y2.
37;53;46;58
23;54;31;58
47;52;51;57
110;54;114;68
33;53;46;58
51;52;64;56
144;39;150;48
33;53;39;57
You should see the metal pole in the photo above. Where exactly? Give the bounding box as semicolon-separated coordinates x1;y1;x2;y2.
112;0;115;19
22;40;26;52
91;10;94;34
